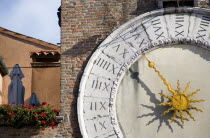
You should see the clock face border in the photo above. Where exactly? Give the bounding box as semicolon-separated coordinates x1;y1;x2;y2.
77;7;210;138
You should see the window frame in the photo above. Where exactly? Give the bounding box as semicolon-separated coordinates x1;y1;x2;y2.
157;0;198;8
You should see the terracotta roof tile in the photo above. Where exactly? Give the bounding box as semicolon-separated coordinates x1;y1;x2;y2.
30;50;61;57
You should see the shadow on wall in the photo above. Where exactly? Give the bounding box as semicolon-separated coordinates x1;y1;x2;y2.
62;35;103;137
62;35;102;57
0;126;40;137
129;69;185;133
61;2;156;134
131;0;157;15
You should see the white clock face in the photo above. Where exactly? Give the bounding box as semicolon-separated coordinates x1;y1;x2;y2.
117;45;210;138
78;8;210;138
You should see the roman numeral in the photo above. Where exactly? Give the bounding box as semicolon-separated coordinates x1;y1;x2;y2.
113;44;120;52
90;102;106;110
196;16;210;40
112;45;130;59
154;26;161;32
175;23;183;29
96;58;111;70
109;64;118;74
155;32;165;39
119;48;129;59
132;33;141;40
102;82;110;92
151;19;161;25
174;15;184;37
175;30;184;37
151;18;165;40
198;26;207;32
127;42;134;48
196;33;206;40
202;16;210;22
94;121;107;132
100;102;106;110
99;121;106;130
92;80;110;91
200;16;210;27
139;38;145;48
200;21;209;27
90;102;97;110
175;16;184;22
92;80;102;89
127;37;147;49
94;124;97;132
95;58;119;74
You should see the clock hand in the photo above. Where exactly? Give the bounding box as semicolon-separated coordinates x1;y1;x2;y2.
142;53;204;126
143;54;176;95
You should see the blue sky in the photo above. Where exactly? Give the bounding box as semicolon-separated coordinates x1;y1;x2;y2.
0;0;60;45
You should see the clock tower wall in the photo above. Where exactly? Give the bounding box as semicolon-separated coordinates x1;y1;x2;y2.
61;0;157;137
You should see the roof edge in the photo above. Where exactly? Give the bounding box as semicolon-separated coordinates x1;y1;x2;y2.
0;27;60;50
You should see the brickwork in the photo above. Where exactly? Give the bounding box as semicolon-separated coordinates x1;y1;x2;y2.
60;0;157;137
199;0;210;8
0;126;62;138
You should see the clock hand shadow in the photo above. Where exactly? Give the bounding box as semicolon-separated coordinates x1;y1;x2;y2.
129;68;187;133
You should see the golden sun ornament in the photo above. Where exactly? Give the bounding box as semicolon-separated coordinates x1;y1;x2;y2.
143;54;204;125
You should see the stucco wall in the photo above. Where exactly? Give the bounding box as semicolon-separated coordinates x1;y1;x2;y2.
32;67;60;109
0;34;57;105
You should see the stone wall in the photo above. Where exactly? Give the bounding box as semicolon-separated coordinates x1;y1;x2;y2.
60;0;156;137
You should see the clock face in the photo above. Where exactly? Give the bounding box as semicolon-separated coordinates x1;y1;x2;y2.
78;8;210;138
117;45;210;138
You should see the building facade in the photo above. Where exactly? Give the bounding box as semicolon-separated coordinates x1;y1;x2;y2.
0;27;60;109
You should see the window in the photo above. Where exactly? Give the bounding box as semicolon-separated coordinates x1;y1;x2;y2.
157;0;195;8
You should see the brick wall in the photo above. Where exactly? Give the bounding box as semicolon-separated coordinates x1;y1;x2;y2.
0;127;62;138
60;0;157;137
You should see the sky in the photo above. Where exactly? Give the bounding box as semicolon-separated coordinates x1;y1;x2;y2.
0;0;60;45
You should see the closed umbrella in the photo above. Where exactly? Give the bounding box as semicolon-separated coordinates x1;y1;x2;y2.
8;64;25;106
28;93;40;107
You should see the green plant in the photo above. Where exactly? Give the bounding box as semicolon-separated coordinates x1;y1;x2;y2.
0;102;58;129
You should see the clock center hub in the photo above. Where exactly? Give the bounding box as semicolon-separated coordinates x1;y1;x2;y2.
172;94;188;111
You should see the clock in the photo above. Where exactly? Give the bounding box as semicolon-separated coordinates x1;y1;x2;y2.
78;7;210;138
